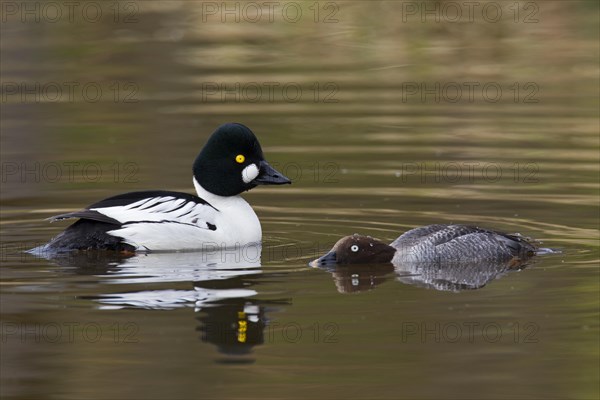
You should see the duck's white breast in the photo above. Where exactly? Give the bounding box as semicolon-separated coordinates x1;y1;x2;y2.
102;180;262;251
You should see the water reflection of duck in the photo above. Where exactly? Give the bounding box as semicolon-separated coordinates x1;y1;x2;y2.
47;247;291;358
318;264;395;293
196;297;292;359
197;299;266;358
311;224;543;292
393;259;531;291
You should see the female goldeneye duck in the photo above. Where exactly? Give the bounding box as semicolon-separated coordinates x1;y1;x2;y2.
311;224;538;266
43;123;291;253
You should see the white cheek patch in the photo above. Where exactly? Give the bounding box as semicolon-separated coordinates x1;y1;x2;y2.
242;163;260;184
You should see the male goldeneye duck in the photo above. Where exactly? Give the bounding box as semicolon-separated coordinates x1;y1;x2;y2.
311;224;539;266
43;123;291;253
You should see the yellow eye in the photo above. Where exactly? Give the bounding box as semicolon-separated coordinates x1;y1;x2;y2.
235;154;245;164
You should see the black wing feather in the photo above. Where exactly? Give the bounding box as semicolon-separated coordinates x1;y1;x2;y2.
87;190;216;210
49;190;218;224
49;210;121;225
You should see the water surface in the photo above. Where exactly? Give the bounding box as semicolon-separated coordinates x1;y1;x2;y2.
1;1;598;399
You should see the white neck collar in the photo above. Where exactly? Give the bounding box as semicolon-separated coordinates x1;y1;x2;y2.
193;177;242;206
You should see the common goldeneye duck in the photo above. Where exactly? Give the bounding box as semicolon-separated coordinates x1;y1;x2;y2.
43;123;290;253
311;224;538;266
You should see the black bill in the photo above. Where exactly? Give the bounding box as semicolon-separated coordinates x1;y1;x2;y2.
253;161;291;185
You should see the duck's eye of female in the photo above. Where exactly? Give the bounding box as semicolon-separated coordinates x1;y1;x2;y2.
350;245;359;252
235;154;245;164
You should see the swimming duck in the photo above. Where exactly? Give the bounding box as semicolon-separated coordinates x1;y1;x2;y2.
317;252;535;293
42;123;290;252
311;224;538;266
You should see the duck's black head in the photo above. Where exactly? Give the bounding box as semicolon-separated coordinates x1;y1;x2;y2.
193;123;291;196
311;234;396;266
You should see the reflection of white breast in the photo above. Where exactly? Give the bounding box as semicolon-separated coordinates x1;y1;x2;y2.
97;288;259;311
100;245;262;284
94;247;263;310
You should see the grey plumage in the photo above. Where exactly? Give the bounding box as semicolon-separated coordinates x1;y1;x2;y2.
311;224;541;293
390;224;536;264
